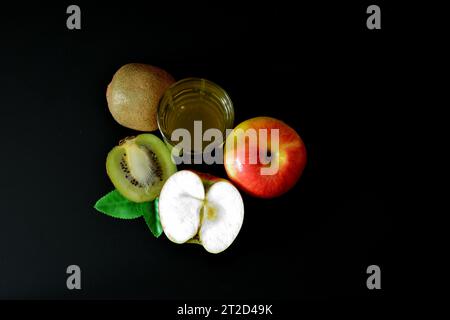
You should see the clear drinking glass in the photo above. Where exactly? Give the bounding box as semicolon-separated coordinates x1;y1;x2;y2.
157;78;234;155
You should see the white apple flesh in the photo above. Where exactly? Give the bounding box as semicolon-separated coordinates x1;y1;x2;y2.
158;171;204;244
199;181;244;253
158;170;244;253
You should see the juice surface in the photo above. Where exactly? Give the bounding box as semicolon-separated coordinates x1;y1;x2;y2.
166;98;226;152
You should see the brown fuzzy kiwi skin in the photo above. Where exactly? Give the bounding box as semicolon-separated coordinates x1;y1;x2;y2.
106;63;175;131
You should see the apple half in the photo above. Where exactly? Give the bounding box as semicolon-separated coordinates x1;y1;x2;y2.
158;170;244;254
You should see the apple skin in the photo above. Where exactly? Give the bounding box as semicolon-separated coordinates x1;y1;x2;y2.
189;170;223;189
224;117;307;198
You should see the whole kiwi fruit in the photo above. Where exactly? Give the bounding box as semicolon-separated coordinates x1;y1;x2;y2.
106;63;175;131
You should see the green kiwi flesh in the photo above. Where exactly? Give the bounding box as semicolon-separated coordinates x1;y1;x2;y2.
106;134;177;202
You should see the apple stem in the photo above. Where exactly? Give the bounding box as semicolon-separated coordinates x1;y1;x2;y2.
186;238;202;245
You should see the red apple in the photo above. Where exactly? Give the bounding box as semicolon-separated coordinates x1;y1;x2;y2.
224;117;307;198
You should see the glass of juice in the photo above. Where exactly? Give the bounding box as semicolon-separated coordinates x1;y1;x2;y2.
157;78;234;156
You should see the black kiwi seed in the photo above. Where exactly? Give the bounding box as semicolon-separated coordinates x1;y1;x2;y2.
120;158;144;188
143;147;163;179
120;148;164;188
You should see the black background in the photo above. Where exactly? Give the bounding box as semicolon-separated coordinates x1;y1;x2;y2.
0;2;397;300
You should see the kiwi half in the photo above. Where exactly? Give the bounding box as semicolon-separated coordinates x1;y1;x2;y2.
106;134;176;202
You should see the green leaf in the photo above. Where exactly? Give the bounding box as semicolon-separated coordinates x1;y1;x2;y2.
94;190;163;238
143;197;163;238
94;190;144;219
